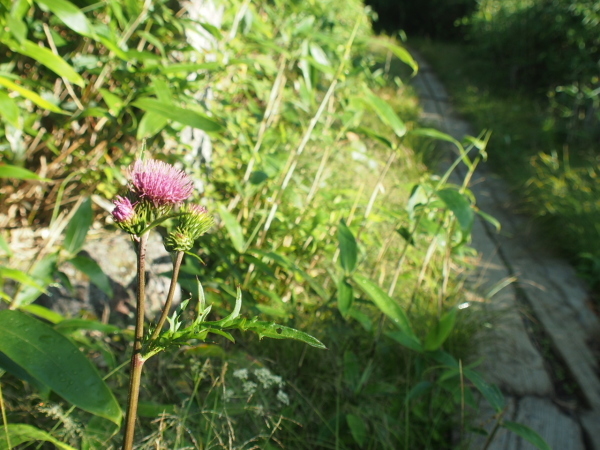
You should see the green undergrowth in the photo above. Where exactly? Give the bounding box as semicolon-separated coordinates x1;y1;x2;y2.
413;38;600;293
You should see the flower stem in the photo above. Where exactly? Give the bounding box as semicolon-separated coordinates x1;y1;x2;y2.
149;250;184;342
122;232;149;450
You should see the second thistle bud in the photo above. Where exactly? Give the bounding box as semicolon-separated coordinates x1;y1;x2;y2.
166;204;214;252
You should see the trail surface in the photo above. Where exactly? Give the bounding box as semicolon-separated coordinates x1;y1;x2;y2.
409;52;600;450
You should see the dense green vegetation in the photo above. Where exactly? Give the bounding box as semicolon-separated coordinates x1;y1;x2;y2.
0;0;554;449
374;0;600;292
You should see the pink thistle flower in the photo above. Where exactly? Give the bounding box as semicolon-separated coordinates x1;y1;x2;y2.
112;196;136;223
129;159;193;207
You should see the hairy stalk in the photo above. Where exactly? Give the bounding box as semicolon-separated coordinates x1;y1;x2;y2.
149;250;185;342
122;232;149;450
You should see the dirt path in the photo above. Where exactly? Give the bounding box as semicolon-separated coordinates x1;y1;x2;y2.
409;51;600;450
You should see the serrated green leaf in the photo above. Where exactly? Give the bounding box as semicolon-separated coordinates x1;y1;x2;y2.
338;220;358;274
132;98;222;132
0;310;121;424
214;287;242;327
63;197;92;255
502;421;551;450
69;255;113;297
0;424;77;450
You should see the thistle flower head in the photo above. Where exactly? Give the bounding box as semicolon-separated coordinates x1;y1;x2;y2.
128;159;193;207
165;203;214;252
112;196;135;223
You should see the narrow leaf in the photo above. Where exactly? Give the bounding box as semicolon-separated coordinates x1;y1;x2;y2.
0;424;77;450
12;40;85;87
424;308;457;351
337;278;353;317
0;310;121;424
362;90;406;138
0;164;50;181
218;205;246;253
502;421;551;450
338;220;358;274
464;369;505;413
370;38;418;74
69;255;113;297
132;98;222;132
63;197;92;255
34;0;94;37
346;414;367;447
352;274;416;339
0;76;66;113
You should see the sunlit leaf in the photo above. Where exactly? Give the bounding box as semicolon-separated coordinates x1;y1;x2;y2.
0;424;77;450
132;98;222;132
0;310;121;424
0;76;67;113
218;205;245;253
34;0;94;37
338;220;358;274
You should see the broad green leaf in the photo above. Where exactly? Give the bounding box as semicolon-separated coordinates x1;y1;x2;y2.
338;220;358;274
502;421;551;450
12;40;85;87
132;98;223;132
0;76;67;113
0;424;77;450
346;414;367;447
361;90;406;138
337;278;353;317
0;89;20;128
464;369;505;413
369;38;418;74
0;310;121;424
424;308;457;351
218;205;245;253
137;111;169;140
69;255;113;297
35;0;94;37
63;197;92;255
7;15;27;44
352;274;416;339
0;351;51;396
437;189;474;234
0;164;50;181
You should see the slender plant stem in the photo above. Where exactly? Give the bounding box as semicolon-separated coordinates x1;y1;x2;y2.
0;380;11;450
122;232;149;450
149;251;184;342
